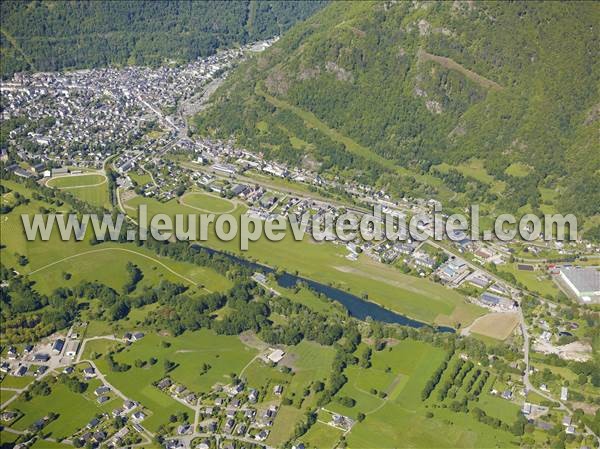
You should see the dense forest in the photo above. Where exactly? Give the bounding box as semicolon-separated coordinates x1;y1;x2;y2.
196;1;600;221
0;0;326;77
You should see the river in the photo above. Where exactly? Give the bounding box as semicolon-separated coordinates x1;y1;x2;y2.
191;244;455;333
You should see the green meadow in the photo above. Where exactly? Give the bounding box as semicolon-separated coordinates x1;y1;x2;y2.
267;341;336;446
128;170;153;186
235;339;336;446
27;244;231;295
505;163;532;178
81;330;256;432
274;284;343;315
434;159;506;194
0;181;231;295
1;375;34;390
302;421;344;449
9;378;114;440
340;341;519;449
124;194;483;327
180;191;236;213
497;263;559;297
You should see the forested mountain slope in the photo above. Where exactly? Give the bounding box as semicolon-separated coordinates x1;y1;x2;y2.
196;1;600;223
0;0;326;77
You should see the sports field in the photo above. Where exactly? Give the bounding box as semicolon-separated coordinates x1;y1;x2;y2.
47;173;110;208
47;174;106;189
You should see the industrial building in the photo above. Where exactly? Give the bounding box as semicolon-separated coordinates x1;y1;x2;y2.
559;267;600;303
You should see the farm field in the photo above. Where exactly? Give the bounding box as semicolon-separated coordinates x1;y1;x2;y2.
81;330;256;431
124;193;483;327
342;342;519;448
467;312;520;341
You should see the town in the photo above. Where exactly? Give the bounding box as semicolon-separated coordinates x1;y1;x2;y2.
1;33;599;449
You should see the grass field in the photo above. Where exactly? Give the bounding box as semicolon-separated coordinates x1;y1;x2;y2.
81;330;256;431
239;339;336;446
27;244;231;295
505;163;532;178
180;191;236;213
478;391;521;423
0;430;20;445
302;421;344;449
467;312;520;341
1;375;34;389
30;440;72;449
0;389;17;403
47;173;109;208
128;170;153;186
272;283;342;315
434;159;506;194
341;341;519;448
0;180;231;296
47;174;106;189
498;263;559;297
9;378;114;440
124;193;482;327
267;340;336;446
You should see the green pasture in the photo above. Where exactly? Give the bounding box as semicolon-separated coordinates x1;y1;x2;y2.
497;263;559;297
302;421;343;449
124;192;481;326
9;379;113;440
342;341;518;448
80;330;256;431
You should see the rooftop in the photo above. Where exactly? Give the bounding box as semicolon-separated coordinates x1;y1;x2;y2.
560;268;600;294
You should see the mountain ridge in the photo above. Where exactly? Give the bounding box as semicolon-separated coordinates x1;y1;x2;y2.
0;0;327;77
195;0;600;225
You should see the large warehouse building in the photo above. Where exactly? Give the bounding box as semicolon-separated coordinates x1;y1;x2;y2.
559;267;600;303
